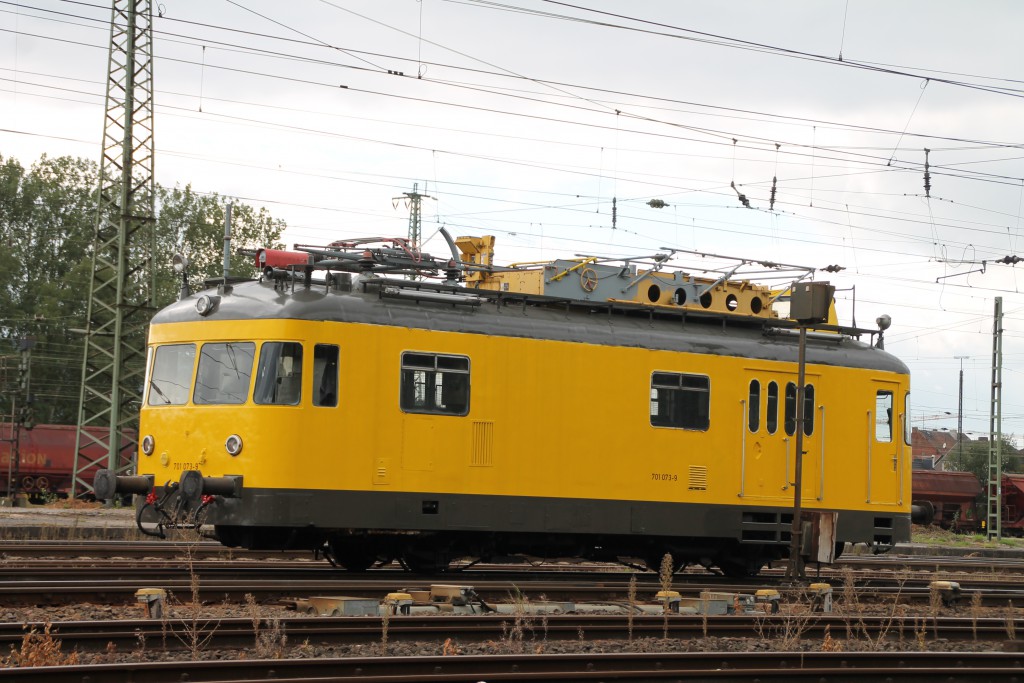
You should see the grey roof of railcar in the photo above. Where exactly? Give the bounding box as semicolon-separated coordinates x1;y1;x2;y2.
151;278;909;375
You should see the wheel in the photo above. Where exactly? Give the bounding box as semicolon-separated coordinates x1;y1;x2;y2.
326;539;378;571
716;554;766;578
401;551;449;574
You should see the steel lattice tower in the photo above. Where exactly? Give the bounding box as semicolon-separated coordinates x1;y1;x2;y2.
72;0;156;497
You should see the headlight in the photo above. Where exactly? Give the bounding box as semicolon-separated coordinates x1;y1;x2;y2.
141;435;155;456
225;434;243;456
196;294;220;316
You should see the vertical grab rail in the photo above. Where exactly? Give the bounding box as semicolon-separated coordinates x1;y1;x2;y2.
782;437;791;490
866;410;873;504
897;412;905;505
738;399;746;498
818;405;825;501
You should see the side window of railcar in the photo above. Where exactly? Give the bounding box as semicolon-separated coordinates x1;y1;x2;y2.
400;352;470;416
148;343;196;405
766;381;779;434
784;382;797;436
876;391;894;442
254;342;304;405
193;342;256;405
803;384;815;436
313;344;339;407
650;372;710;430
783;382;815;436
748;380;760;432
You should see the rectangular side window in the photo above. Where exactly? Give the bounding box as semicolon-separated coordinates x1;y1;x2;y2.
400;352;470;415
194;342;256;405
254;342;304;405
876;391;894;442
313;344;339;407
650;372;710;431
149;343;196;405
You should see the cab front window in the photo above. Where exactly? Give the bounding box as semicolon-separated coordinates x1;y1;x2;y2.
193;342;256;405
254;342;304;405
148;343;196;405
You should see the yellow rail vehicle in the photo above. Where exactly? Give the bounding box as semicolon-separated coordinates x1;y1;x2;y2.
97;238;913;576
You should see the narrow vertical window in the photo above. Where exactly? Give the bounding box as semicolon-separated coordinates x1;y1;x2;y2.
748;380;760;432
876;391;894;442
313;344;339;407
784;382;797;436
803;384;815;436
766;381;778;434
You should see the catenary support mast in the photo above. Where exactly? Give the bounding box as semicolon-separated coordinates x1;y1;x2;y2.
72;0;156;497
986;297;1003;540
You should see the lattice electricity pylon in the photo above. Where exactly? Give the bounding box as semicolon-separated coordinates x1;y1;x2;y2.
72;0;156;497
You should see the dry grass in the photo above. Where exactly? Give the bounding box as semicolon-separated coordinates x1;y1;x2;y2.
1;624;80;668
658;553;673;640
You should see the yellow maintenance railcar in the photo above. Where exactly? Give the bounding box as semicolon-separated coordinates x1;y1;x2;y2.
97;236;915;576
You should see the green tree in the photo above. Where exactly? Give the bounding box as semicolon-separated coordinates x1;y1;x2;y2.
0;154;98;424
0;153;286;425
954;436;1022;484
155;185;284;305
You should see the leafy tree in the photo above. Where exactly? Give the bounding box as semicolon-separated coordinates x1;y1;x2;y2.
0;153;286;425
0;154;97;424
951;436;1022;484
155;184;285;305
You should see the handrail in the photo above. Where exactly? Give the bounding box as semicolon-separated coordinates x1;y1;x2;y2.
866;410;873;504
738;400;746;498
898;411;905;505
782;437;791;491
818;405;826;501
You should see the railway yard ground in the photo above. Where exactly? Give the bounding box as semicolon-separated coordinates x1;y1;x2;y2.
3;504;1024;680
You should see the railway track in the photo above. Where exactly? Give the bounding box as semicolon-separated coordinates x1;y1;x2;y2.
3;580;1024;613
2;651;1022;682
3;614;1024;652
4;540;1024;608
4;540;1024;574
3;567;1024;608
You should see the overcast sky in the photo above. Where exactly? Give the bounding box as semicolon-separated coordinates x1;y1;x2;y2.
2;1;1023;442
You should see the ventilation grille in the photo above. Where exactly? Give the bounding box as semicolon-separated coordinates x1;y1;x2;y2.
471;421;494;466
688;465;708;491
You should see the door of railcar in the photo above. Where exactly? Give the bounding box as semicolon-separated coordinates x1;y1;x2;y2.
741;372;823;503
867;381;903;505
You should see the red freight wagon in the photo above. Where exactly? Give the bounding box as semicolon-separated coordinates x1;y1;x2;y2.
0;423;135;498
911;469;983;533
1002;474;1024;536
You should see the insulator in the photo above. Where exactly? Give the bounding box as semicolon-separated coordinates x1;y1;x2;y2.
998;255;1021;265
923;148;931;198
821;264;845;273
647;199;667;209
730;181;751;209
769;176;778;211
612;196;617;229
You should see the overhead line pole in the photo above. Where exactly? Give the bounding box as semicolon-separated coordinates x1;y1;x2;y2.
986;297;1003;540
955;355;967;471
72;0;156;497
